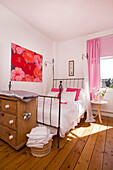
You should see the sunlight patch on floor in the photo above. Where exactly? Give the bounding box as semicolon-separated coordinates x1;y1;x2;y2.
67;133;77;139
66;123;113;139
67;137;73;141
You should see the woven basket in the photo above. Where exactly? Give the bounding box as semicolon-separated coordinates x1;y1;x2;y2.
30;139;52;157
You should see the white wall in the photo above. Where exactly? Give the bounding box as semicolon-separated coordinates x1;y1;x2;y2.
0;5;53;95
56;28;113;115
55;36;86;78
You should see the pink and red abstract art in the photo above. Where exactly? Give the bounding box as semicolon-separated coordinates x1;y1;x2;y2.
11;43;43;82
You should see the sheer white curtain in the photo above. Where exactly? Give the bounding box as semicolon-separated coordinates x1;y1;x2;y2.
82;55;95;122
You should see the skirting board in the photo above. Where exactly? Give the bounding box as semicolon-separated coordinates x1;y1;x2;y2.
92;110;113;118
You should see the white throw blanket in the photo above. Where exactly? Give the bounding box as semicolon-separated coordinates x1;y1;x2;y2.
28;127;48;136
26;127;53;148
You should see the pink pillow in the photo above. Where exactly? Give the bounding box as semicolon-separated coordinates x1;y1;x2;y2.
66;88;81;101
61;101;67;104
51;88;63;97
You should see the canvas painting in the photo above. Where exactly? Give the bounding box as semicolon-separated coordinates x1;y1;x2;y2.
11;43;43;82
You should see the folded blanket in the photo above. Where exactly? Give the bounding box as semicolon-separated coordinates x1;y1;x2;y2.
26;134;47;140
27;143;44;148
27;134;52;144
27;133;52;139
26;126;53;148
26;135;53;148
29;127;49;136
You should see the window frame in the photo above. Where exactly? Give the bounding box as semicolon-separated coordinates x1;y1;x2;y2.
100;56;113;89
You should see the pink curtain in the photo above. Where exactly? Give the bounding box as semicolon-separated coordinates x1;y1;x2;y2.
101;36;113;57
87;38;101;100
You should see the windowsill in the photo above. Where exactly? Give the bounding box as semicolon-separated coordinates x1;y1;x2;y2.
101;87;113;93
107;88;113;93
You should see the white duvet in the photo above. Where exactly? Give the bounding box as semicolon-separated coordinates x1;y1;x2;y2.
37;97;86;137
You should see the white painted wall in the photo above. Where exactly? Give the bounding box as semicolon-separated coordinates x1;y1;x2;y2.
55;36;86;78
0;5;53;95
55;28;113;115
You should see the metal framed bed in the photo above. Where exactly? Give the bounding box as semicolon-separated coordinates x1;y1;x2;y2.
37;78;84;148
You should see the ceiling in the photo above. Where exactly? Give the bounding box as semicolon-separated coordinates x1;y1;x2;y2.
0;0;113;42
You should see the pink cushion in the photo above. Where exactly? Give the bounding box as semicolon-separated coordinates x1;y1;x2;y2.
66;88;81;101
61;101;67;104
51;88;63;97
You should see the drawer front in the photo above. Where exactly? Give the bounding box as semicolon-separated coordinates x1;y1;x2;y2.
0;112;17;130
0;124;17;146
1;99;17;115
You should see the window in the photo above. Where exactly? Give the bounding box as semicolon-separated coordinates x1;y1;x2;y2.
100;56;113;88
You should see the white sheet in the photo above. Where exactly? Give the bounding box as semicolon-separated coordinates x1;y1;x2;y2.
37;98;86;137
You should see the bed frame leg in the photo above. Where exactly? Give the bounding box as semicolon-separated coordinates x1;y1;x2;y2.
58;138;60;149
57;81;63;149
58;128;60;149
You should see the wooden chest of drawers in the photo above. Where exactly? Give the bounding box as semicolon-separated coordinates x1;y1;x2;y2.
0;96;37;150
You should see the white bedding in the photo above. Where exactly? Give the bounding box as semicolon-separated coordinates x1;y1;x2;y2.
37;98;86;137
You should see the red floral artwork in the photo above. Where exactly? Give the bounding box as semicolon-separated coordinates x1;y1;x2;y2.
11;43;43;82
24;63;35;76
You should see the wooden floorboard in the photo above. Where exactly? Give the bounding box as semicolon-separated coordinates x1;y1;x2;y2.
103;117;113;170
74;119;101;170
0;116;113;170
88;117;108;170
60;121;94;170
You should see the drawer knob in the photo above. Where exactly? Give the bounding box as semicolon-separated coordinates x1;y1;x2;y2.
1;113;4;116
9;135;13;140
9;120;14;124
5;105;9;109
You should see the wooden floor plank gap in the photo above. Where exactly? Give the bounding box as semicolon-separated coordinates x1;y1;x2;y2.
73;118;102;170
87;124;101;170
73;123;96;169
59;135;89;170
102;117;109;170
0;147;28;169
3;148;30;169
13;151;34;169
87;117;108;170
44;139;72;169
59;137;80;169
74;133;92;169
